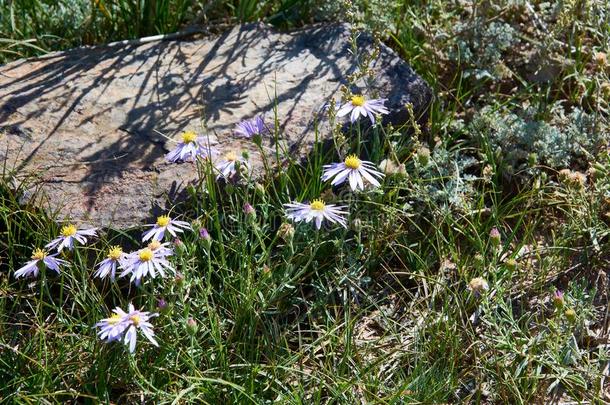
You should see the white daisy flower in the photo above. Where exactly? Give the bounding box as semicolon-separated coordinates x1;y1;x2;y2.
142;215;191;242
96;307;130;343
15;248;68;278
123;303;159;353
120;240;174;286
284;199;348;230
45;224;97;253
96;304;159;353
336;95;389;124
321;155;384;191
215;151;249;179
94;245;127;281
165;131;215;163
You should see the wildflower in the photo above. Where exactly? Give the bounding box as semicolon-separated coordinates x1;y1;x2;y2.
505;258;517;272
564;308;577;323
15;248;68;278
336;95;389;124
489;228;501;247
321;155;384;191
417;146;431;166
468;277;489;295
46;224;97;252
379;159;406;176
120;240;174;285
186;317;198;335
94;245;126;281
243;203;256;219
142;215;191;242
165;131;213;163
96;307;129;343
552;290;565;309
157;298;169;313
123;303;159;353
277;223;295;241
594;51;607;67
199;227;211;242
234;115;266;138
284;199;348;230
215;151;249;179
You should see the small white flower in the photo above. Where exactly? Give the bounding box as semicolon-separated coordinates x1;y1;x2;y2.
215;151;249;179
165;131;215;162
45;224;97;253
321;155;384;191
336;95;389;124
142;215;191;242
15;248;68;278
284;199;348;230
120;240;174;286
94;246;127;281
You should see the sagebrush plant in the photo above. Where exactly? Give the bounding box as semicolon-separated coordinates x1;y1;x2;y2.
1;0;610;403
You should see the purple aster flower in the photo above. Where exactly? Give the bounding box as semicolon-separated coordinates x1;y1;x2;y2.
284;199;348;230
234;115;266;138
142;215;192;242
45;224;97;253
15;248;68;278
96;306;130;343
123;303;159;353
321;155;384;191
165;131;215;163
120;240;174;286
336;95;389;124
94;245;127;281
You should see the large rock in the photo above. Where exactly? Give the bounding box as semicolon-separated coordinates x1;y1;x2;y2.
0;23;431;228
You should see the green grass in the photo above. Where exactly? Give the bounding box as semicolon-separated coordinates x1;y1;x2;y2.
1;0;610;403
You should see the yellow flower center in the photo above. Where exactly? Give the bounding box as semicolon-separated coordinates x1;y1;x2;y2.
344;154;361;169
225;152;238;161
108;313;122;325
351;95;365;107
107;246;123;260
148;240;161;251
310;199;326;211
156;215;170;227
138;248;153;262
31;248;47;260
181;131;197;143
60;224;77;237
130;314;141;327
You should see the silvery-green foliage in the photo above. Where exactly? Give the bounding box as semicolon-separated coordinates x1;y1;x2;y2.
410;146;479;212
451;20;518;80
471;104;608;175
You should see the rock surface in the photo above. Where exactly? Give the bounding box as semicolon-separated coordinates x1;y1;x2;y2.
0;23;431;228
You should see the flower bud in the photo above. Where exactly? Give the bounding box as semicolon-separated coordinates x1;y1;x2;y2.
157;298;169;313
564;308;576;323
489;227;501;247
199;228;211;244
243;203;256;219
505;258;517;272
277;223;295;242
468;277;489;295
417;146;430;166
186;317;198;335
528;153;537;167
174;271;185;286
552;290;565;309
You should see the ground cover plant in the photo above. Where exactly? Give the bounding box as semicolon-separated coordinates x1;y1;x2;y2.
1;0;610;403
